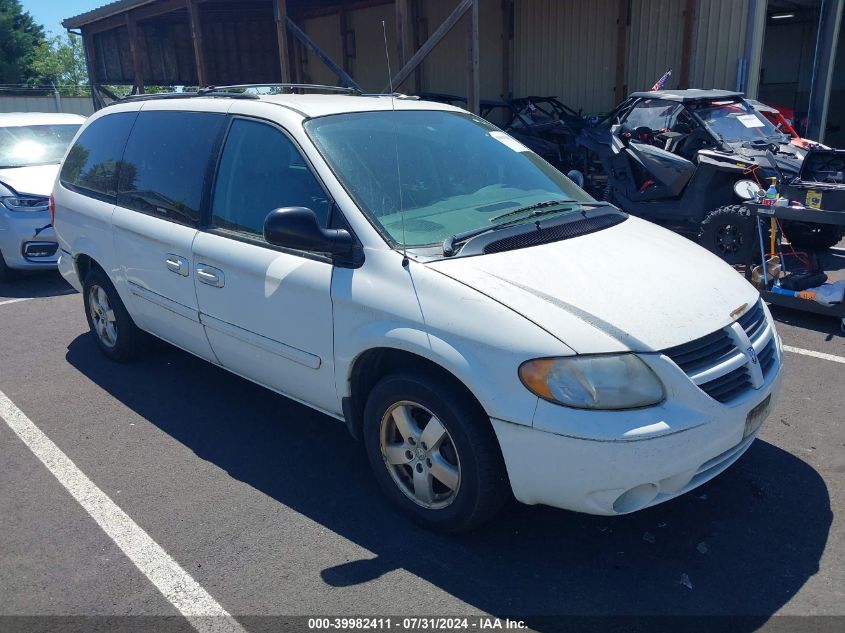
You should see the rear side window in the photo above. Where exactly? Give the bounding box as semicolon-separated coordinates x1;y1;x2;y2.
60;112;136;199
118;111;225;226
211;118;332;236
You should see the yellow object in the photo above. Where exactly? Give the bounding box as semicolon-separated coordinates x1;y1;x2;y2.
770;217;776;255
806;190;823;209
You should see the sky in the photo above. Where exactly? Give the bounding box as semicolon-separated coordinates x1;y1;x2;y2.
22;0;106;37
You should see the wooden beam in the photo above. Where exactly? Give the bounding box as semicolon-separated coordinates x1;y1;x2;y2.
82;29;103;110
395;0;410;70
501;0;513;99
410;0;423;93
286;17;362;90
125;13;145;94
614;0;629;103
679;0;695;88
384;0;472;92
274;0;291;82
186;0;207;86
339;6;352;74
466;0;479;114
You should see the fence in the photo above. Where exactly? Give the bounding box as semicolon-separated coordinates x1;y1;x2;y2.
0;95;94;117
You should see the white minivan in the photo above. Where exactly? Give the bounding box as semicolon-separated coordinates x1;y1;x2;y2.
53;90;782;532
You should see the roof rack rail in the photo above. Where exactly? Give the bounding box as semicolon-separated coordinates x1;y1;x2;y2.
204;83;363;95
118;90;259;103
116;83;364;104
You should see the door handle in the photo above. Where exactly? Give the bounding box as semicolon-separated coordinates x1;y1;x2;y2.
196;264;225;288
165;254;189;276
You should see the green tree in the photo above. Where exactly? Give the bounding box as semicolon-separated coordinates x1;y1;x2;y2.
0;0;46;86
29;33;89;95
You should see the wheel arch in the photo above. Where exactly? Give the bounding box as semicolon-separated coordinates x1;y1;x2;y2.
343;345;489;442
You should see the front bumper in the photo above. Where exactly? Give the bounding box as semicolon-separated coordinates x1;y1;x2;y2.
493;346;784;515
0;210;58;270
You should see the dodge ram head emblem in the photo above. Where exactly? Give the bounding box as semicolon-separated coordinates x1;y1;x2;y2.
746;345;759;365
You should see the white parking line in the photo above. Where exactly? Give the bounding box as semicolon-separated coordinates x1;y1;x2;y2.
0;291;77;307
783;345;845;364
0;297;32;307
0;389;247;633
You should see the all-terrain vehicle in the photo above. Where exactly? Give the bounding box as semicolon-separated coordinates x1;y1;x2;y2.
578;89;845;263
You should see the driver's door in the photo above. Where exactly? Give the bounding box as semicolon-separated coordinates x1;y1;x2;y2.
192;116;339;413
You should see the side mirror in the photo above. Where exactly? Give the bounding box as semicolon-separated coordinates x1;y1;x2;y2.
263;207;361;267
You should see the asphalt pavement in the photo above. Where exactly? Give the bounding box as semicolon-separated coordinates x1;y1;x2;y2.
1;252;843;633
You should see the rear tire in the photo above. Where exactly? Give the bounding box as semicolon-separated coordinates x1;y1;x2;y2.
699;205;755;265
781;221;843;251
82;267;147;362
363;371;509;533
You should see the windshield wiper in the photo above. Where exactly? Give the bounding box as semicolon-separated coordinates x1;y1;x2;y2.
442;200;613;257
489;199;591;222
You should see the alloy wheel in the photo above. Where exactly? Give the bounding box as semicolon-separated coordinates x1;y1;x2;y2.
88;284;117;348
379;401;461;509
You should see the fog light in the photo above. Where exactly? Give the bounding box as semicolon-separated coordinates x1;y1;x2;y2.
613;483;659;513
23;241;58;259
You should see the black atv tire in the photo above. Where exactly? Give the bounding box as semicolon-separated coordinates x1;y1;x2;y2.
699;205;755;265
780;221;843;251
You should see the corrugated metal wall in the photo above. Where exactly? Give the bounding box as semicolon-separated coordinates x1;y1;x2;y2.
513;0;619;114
417;0;504;99
513;0;750;112
689;0;749;90
302;0;504;98
626;0;685;94
302;13;344;87
299;0;752;111
0;96;93;116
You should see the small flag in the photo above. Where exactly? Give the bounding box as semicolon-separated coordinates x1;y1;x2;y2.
651;69;672;91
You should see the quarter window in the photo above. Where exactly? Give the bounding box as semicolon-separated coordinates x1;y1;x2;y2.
117;111;225;225
60;112;136;199
211;118;332;237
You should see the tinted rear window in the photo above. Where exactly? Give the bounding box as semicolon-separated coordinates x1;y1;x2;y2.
117;111;225;225
60;113;136;199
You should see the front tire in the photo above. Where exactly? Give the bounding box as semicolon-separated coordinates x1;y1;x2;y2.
82;267;146;362
699;205;755;265
363;372;508;533
781;221;843;251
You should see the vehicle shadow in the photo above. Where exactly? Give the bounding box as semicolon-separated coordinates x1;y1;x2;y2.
768;303;844;338
65;335;831;631
0;270;75;300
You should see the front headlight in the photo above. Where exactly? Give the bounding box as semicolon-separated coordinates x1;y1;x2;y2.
519;354;665;410
1;196;49;212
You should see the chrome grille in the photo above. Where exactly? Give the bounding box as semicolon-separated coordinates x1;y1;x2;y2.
663;300;778;404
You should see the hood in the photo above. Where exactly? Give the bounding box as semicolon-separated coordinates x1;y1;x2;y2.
0;164;61;197
427;216;760;353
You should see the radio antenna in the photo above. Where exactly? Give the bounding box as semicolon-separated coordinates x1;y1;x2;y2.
382;20;408;267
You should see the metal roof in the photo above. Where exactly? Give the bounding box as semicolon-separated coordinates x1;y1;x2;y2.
63;0;155;29
628;89;745;103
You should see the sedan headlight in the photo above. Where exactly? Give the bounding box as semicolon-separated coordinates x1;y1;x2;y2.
519;354;665;410
1;196;49;212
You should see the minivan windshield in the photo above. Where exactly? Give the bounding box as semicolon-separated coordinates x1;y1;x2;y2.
305;110;592;248
0;124;81;168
